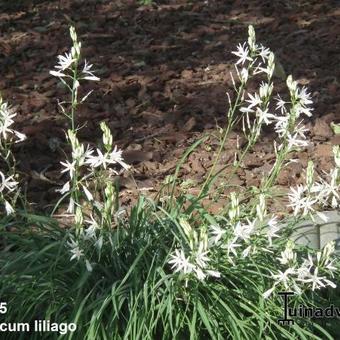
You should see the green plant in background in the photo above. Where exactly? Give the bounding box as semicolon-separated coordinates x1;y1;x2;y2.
138;0;153;5
0;25;339;340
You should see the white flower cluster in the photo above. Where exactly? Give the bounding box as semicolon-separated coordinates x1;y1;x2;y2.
67;236;98;272
168;195;281;281
0;98;26;144
168;195;337;297
168;26;338;294
231;25;274;87
58;124;130;214
169;219;221;281
50;27;99;82
231;26;313;156
241;81;312;154
288;148;340;222
210;213;280;262
58;118;129;267
66;206;126;271
272;76;313;151
0;171;18;215
263;241;337;298
0;96;26;215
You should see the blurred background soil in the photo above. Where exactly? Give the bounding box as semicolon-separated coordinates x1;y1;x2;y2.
1;0;340;213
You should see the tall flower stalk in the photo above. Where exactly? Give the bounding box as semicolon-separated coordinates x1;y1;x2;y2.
0;94;26;215
168;25;339;303
200;26;275;197
50;26;130;265
50;26;100;216
50;27;99;131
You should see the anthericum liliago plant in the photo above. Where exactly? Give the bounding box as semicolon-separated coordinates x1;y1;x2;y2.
167;25;339;297
0;25;339;339
49;27;130;269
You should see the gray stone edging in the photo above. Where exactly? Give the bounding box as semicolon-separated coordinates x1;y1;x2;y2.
291;211;340;252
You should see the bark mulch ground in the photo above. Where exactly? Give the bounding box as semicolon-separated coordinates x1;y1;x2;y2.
1;0;340;214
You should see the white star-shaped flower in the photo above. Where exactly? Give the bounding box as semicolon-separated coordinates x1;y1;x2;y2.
81;60;100;81
0;172;18;193
168;249;195;274
231;43;253;65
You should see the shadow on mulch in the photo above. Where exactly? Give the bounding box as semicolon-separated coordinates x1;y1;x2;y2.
1;0;340;211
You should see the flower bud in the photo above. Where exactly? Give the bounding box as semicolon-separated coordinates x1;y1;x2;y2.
179;218;193;239
247;25;256;52
103;182;115;225
322;241;335;261
333;145;340;168
69;26;77;43
228;192;240;221
306;160;314;190
75;206;83;227
256;193;266;221
100;121;113;152
240;68;249;83
267;52;275;79
286;75;298;99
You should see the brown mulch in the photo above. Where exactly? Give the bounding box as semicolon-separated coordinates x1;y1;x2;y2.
1;0;340;214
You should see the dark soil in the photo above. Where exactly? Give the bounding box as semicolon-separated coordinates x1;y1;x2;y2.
1;0;340;213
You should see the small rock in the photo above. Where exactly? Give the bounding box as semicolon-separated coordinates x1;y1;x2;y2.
183;117;196;132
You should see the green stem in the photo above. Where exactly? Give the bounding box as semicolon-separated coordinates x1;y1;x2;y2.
199;84;245;197
70;60;79;131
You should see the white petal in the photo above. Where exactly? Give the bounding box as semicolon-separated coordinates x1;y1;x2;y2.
82;185;93;201
206;270;221;278
263;286;275;299
85;259;93;272
4;200;14;215
56;181;70;195
50;70;67;78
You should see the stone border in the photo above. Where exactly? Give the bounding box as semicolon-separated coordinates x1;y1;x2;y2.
291;211;340;252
